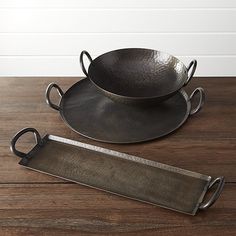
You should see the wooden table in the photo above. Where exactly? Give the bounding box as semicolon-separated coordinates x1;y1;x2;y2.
0;77;235;235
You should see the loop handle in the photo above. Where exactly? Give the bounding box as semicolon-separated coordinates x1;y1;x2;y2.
80;50;92;77
189;87;205;116
199;176;225;210
10;128;42;158
45;83;64;111
184;59;197;86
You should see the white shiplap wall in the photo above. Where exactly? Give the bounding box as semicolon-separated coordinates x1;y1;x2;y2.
0;0;235;76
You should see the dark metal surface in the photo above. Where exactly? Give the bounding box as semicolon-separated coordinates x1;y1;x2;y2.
80;48;197;105
46;79;205;144
10;128;225;215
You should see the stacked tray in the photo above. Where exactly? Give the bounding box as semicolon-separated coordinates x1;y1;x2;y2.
46;78;204;143
46;48;204;144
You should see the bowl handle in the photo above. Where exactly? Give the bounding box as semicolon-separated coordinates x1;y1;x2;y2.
80;50;93;77
10;127;42;158
185;60;197;86
189;87;205;116
45;83;64;111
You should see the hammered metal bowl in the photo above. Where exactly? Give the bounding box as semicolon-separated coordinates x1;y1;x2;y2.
80;48;197;105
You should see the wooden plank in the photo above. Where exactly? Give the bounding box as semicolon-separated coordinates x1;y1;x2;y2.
0;183;235;235
0;0;235;9
1;77;236;183
0;77;235;235
1;56;236;76
1;33;236;56
0;9;235;33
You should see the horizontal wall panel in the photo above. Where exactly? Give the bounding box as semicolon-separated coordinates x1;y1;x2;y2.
0;0;236;9
0;33;235;56
0;9;235;33
0;56;235;76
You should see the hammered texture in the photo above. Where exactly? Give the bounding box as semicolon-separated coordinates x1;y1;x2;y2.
60;79;190;143
24;139;209;215
88;48;188;104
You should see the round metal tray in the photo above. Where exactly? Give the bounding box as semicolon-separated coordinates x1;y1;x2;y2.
46;79;205;144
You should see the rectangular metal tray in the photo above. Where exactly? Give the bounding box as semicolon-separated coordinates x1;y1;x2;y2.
10;128;225;215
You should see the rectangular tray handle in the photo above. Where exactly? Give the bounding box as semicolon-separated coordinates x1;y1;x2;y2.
10;127;42;158
199;176;225;210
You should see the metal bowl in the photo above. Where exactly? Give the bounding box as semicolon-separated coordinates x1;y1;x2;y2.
80;48;197;105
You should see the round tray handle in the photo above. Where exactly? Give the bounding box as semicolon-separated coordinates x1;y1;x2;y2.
10;128;42;158
80;50;92;77
185;59;197;86
189;87;205;116
45;83;64;111
199;176;225;210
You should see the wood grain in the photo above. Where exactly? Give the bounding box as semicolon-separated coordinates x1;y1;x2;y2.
0;77;235;235
0;183;235;235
